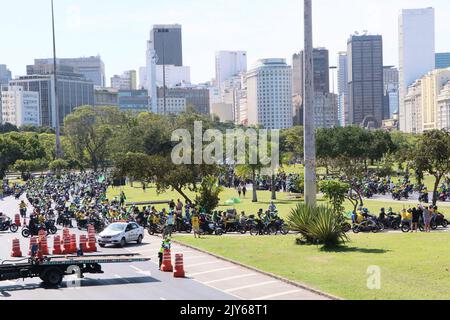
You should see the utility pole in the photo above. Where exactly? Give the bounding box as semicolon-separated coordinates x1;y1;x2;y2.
162;35;167;115
303;0;316;206
51;0;62;159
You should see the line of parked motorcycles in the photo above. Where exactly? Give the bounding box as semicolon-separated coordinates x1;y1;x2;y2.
145;214;290;237
351;212;448;234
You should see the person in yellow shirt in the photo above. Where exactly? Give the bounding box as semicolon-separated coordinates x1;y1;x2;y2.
191;212;201;239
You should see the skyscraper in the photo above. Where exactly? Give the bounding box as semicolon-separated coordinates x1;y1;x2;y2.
292;48;329;96
383;66;399;119
436;53;450;69
0;65;12;86
215;51;247;91
246;58;293;130
11;64;94;127
1;86;40;127
347;34;384;129
292;48;330;126
34;56;106;87
149;24;183;67
399;7;435;132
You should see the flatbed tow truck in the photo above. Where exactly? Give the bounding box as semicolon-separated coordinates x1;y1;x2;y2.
0;253;151;286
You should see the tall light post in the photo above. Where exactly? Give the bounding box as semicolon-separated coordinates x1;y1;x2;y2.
51;0;62;159
303;0;316;206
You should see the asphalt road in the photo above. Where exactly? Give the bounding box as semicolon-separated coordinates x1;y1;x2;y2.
0;195;327;300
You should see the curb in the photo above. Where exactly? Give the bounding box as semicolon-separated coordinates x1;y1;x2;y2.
154;234;341;301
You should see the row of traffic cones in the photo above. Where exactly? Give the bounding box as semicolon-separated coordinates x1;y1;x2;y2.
10;226;98;258
161;250;185;278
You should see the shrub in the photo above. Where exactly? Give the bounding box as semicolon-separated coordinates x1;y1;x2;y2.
288;203;349;248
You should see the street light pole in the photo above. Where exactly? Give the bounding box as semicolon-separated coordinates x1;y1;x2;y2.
303;0;316;206
51;0;62;159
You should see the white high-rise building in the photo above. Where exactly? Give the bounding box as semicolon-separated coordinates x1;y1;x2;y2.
111;70;137;90
437;81;450;131
155;65;190;87
1;86;40;127
246;59;293;129
399;7;435;132
215;51;247;92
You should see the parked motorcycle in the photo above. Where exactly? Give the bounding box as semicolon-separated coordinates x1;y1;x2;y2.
0;218;19;233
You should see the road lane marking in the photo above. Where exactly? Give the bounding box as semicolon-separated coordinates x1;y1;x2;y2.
185;261;223;268
130;265;152;276
252;289;302;300
225;281;278;293
189;267;238;277
203;273;258;285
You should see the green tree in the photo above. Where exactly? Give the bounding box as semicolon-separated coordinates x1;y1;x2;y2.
319;180;350;214
64;106;127;171
409;130;450;205
195;176;224;213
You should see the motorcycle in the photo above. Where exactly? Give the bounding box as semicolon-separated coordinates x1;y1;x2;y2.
352;217;382;233
419;192;429;203
381;214;401;230
200;221;223;236
0;218;19;233
438;192;448;202
430;213;449;229
175;217;192;233
22;223;48;238
268;218;290;235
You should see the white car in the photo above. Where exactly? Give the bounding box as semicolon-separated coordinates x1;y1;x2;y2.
98;222;144;248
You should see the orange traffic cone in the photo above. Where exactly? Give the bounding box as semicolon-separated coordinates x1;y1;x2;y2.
161;249;173;272
52;235;63;255
63;234;71;255
14;214;21;227
38;234;49;256
70;234;77;253
28;236;38;256
11;239;23;258
174;254;185;278
87;233;97;252
79;235;88;253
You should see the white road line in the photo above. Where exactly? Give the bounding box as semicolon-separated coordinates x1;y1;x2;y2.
182;255;208;260
185;261;223;268
188;266;238;277
225;281;278;293
203;273;258;285
252;289;302;300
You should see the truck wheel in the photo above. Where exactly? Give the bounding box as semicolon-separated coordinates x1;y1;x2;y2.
42;268;63;287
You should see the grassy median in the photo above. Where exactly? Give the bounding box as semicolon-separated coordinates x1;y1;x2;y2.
175;232;450;300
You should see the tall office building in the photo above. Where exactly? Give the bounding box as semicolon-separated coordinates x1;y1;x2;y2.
1;86;40;127
118;89;150;113
337;52;349;126
383;66;399;119
292;48;329;126
0;65;12;86
347;34;384;129
436;53;450;69
215;51;247;91
34;56;106;87
399;7;435;132
111;70;137;90
149;24;183;67
292;48;330;96
11;64;94;127
246;59;293;130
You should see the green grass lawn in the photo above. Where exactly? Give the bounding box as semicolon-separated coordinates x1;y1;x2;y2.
175;233;450;300
108;184;450;218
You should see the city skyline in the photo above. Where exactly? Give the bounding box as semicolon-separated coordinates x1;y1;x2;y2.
1;0;450;85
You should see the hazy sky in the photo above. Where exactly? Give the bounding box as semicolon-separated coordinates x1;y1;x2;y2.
1;0;449;86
